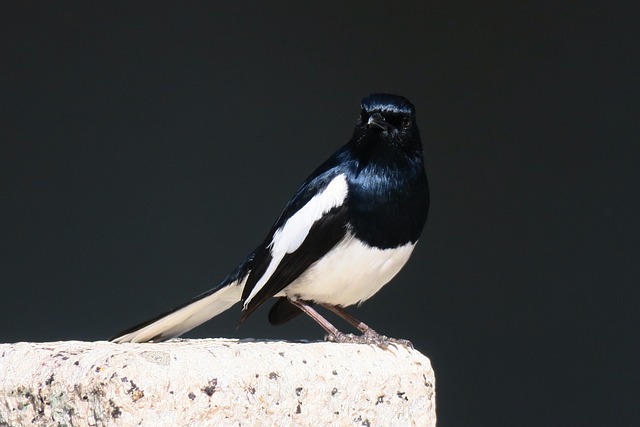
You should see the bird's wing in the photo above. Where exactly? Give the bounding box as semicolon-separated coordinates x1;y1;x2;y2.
240;169;351;322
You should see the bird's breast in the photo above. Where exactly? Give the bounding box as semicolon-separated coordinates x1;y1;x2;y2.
346;163;428;249
278;233;416;306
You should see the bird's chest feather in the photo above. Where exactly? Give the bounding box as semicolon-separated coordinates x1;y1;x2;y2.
280;234;415;306
346;162;428;249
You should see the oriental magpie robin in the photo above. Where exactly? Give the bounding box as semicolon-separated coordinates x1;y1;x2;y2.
111;94;429;345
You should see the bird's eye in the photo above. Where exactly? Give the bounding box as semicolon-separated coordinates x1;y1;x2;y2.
401;116;412;128
359;110;368;124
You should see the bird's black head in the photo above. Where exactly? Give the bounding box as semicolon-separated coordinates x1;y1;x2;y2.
352;93;421;153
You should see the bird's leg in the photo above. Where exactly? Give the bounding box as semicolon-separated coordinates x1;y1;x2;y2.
288;299;412;348
321;303;413;349
320;304;378;335
287;299;350;342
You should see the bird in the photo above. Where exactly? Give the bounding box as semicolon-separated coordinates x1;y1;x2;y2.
110;93;429;345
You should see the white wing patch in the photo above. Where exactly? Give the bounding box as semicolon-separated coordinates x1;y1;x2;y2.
243;174;349;308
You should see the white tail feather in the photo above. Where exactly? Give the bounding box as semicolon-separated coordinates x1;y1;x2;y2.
111;280;244;343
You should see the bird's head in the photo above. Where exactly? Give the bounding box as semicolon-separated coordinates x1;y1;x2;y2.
353;94;421;152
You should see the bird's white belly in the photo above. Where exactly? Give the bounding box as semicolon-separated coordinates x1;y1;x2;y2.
278;234;416;306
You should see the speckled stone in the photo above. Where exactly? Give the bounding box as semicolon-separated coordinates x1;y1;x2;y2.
0;339;435;426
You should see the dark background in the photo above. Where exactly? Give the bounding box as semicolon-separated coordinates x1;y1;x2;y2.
1;2;637;426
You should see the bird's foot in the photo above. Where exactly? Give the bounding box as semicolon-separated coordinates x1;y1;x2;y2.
325;330;413;350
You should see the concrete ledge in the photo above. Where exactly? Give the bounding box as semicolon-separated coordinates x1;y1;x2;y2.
0;339;435;426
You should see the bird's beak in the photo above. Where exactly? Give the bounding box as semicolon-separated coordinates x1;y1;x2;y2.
367;113;393;131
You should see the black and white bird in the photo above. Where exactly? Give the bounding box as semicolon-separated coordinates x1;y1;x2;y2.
110;94;429;345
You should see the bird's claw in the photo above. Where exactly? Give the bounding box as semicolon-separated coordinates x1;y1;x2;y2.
325;331;413;350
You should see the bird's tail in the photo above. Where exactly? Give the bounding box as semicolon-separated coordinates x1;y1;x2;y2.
110;253;253;343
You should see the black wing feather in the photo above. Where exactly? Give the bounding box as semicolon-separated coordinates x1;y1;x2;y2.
238;146;355;323
239;204;349;323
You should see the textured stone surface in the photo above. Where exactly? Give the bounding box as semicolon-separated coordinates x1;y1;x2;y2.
0;339;435;426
